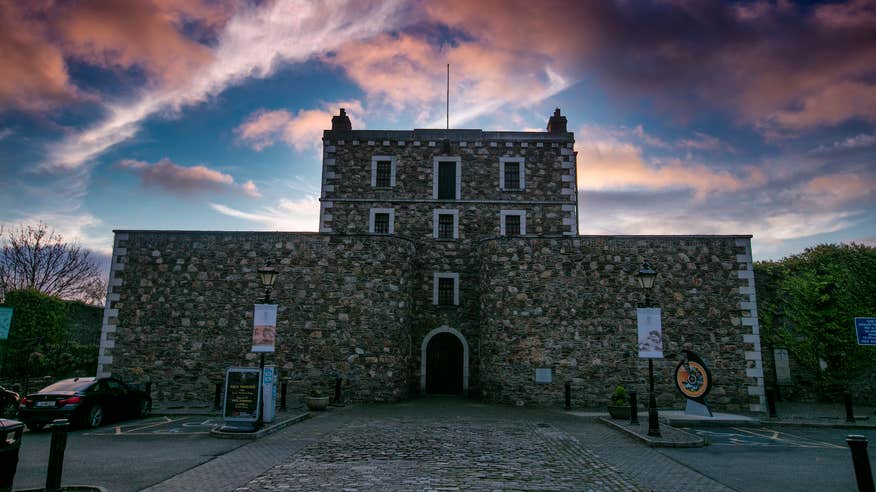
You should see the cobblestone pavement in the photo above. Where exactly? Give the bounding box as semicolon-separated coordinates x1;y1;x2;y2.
237;401;645;491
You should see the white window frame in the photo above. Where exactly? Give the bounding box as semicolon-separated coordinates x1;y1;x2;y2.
499;157;525;190
433;272;460;306
371;155;397;188
432;156;462;200
369;208;395;234
432;209;459;240
499;210;526;236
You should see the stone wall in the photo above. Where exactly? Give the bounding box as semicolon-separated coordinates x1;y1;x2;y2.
99;231;416;403
477;235;764;413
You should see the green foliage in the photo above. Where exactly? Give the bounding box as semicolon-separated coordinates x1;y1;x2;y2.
0;289;99;379
610;385;628;406
755;243;876;399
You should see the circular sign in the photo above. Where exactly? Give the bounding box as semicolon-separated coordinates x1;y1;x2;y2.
675;359;711;400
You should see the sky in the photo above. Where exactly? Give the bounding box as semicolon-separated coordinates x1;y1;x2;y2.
1;0;874;264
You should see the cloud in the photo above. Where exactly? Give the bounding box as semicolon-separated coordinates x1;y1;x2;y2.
0;2;77;111
575;126;765;199
421;0;876;133
325;30;570;127
44;0;405;169
802;173;876;208
118;158;261;198
209;197;320;231
236;101;364;152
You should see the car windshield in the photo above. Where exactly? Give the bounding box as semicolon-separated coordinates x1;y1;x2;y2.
39;379;95;393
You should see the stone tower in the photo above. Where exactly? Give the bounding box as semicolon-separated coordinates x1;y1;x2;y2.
318;109;578;395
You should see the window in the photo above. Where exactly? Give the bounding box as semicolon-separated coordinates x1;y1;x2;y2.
375;161;391;187
371;156;396;187
499;157;525;190
369;208;395;234
432;209;459;240
433;272;460;306
432;157;461;199
500;210;526;236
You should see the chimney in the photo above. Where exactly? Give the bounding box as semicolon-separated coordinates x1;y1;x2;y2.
331;108;352;132
546;108;567;134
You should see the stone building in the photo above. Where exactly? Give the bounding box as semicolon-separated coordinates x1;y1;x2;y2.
97;109;766;412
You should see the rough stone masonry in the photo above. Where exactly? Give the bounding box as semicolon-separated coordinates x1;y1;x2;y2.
98;109;765;412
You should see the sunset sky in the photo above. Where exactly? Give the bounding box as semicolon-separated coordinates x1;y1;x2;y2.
1;0;874;263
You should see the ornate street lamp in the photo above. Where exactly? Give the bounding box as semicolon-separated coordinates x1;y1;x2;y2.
258;263;278;303
254;261;278;429
636;262;661;437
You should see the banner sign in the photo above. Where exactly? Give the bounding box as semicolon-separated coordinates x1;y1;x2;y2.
223;367;261;422
636;308;663;358
0;307;12;340
854;317;876;346
252;304;278;353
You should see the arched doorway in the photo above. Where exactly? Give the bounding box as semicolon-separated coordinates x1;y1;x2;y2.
420;326;469;395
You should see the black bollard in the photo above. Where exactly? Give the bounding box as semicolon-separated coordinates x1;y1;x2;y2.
629;390;639;425
334;378;343;405
845;392;856;423
214;383;222;411
564;381;571;410
45;419;69;492
846;435;874;492
766;388;778;418
280;381;288;411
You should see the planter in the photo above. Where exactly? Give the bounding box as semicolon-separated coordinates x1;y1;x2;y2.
305;396;330;411
607;405;630;420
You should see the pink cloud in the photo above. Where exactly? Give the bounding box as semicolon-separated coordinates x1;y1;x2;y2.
803;173;876;207
236;101;364;152
118;158;261;198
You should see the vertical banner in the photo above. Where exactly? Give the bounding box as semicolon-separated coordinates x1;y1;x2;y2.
0;307;12;340
637;307;663;358
252;304;277;353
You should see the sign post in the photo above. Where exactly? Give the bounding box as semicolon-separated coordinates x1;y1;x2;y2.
219;367;261;433
636;307;663;437
854;318;876;346
252;304;277;428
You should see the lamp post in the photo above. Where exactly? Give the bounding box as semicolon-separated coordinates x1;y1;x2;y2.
636;262;661;437
255;262;278;428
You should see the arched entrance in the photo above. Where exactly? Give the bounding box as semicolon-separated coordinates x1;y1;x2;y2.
420;326;469;395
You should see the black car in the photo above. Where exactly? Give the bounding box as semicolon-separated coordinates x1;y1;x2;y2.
0;384;20;418
18;377;151;430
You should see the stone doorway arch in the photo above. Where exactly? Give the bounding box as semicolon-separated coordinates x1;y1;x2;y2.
420;326;469;395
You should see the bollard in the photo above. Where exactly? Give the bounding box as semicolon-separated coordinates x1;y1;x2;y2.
847;435;874;492
563;382;571;410
280;381;288;411
214;383;222;411
766;388;778;418
0;419;24;491
845;392;856;423
45;419;69;492
629;390;639;425
334;378;343;405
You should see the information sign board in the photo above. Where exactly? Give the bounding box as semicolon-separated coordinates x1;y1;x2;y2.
637;308;663;358
0;307;12;340
854;317;876;346
223;367;261;423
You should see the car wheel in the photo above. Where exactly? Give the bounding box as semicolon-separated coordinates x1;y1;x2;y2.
26;422;46;431
0;401;17;419
88;405;104;428
138;400;152;418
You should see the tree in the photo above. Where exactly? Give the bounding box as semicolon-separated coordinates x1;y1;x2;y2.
0;222;105;303
756;243;876;399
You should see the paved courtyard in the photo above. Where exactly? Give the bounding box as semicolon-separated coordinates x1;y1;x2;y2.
237;402;641;491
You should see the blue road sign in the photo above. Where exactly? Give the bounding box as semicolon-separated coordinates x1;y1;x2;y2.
854;317;876;346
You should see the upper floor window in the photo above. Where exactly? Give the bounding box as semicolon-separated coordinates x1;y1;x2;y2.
369;208;395;234
371;156;396;188
500;210;526;236
433;157;461;200
433;209;459;240
499;157;525;191
433;272;460;306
